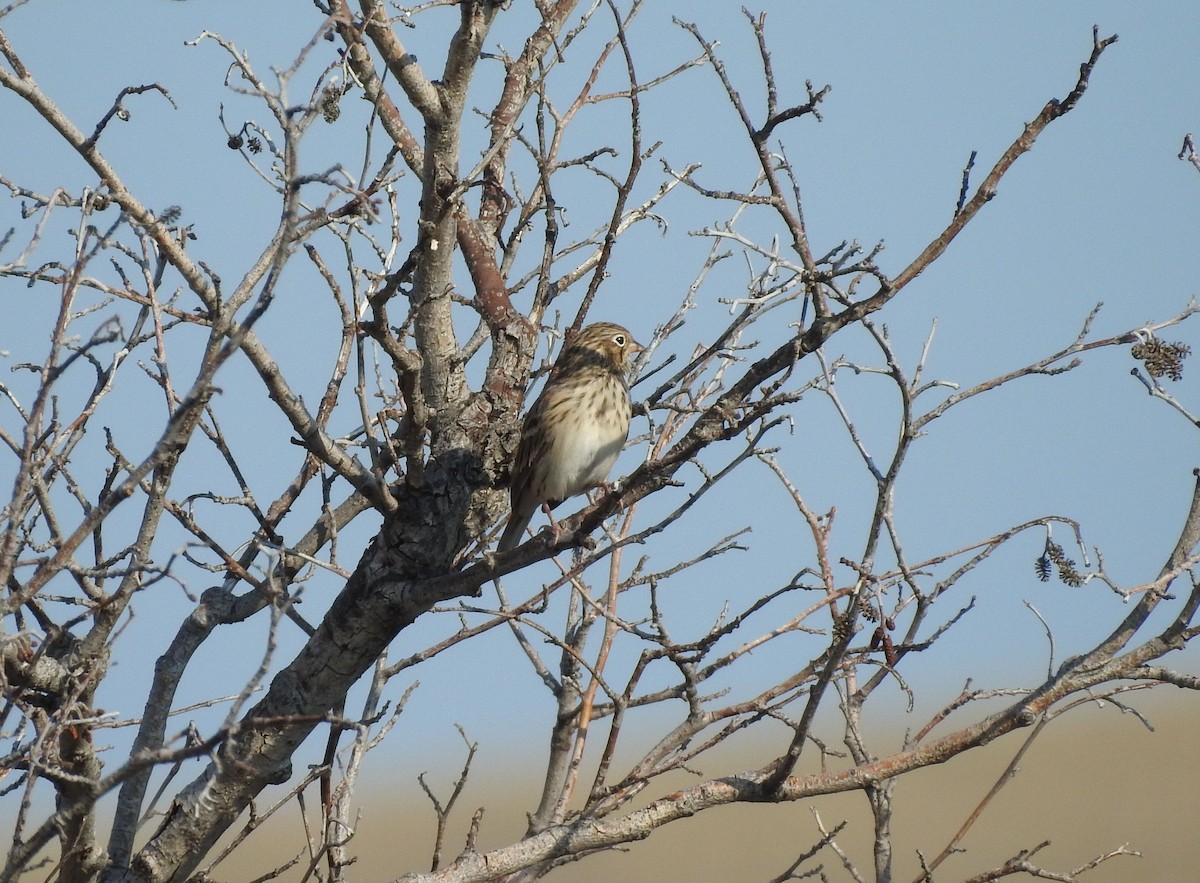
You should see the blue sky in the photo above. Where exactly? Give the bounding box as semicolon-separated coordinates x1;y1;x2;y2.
2;0;1199;838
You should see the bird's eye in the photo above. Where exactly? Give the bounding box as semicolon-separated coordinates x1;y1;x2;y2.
614;334;626;347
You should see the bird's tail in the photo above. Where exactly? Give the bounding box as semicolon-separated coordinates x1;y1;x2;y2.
497;511;532;552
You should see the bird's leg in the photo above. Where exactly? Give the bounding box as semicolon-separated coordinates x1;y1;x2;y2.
584;480;617;506
538;501;568;546
537;500;599;550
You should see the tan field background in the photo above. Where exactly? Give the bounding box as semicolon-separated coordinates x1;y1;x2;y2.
199;693;1198;882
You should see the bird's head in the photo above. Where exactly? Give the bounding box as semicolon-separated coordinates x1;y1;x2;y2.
565;321;643;373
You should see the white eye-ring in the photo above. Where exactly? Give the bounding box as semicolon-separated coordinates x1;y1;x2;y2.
614;334;626;347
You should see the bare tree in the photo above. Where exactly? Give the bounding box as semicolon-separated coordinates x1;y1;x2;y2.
1;3;1196;882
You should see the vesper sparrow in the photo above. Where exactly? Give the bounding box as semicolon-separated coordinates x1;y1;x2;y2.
498;322;642;552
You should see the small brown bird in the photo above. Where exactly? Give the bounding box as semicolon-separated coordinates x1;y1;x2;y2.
499;322;642;552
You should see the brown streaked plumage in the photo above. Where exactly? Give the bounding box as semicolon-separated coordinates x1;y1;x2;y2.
498;322;642;552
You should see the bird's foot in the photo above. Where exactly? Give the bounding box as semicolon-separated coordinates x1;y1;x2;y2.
538;521;568;547
537;516;596;551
